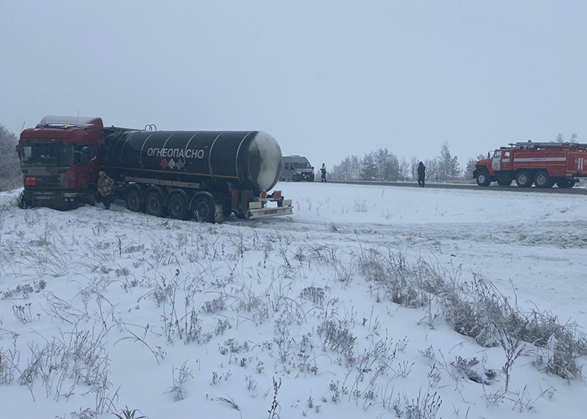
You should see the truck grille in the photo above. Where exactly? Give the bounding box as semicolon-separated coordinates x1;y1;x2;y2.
28;176;62;189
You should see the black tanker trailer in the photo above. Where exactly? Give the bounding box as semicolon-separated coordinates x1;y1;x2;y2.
102;127;293;222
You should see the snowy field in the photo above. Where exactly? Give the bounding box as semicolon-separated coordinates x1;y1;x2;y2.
0;183;586;419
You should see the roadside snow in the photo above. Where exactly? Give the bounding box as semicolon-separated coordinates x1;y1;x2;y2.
0;183;585;419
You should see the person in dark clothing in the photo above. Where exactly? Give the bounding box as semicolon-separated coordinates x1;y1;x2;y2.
417;162;426;187
320;163;327;183
98;171;115;209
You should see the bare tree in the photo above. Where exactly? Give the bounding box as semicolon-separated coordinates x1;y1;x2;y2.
463;154;487;179
556;133;578;143
0;124;21;191
410;157;418;181
437;142;460;181
361;152;378;180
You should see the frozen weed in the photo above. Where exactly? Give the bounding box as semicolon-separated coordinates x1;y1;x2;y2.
273;317;295;364
113;406;147;419
12;303;34;324
404;390;442;419
202;296;226;314
300;286;325;305
358;249;428;308
219;338;250;355
392;360;415;379
317;319;356;367
2;280;46;299
267;377;282;418
0;339;19;385
183;309;212;345
211;370;232;385
115;267;130;277
450;356;496;385
245;375;258;396
169;361;194;401
214;319;232;336
216;394;239;411
353;199;369;213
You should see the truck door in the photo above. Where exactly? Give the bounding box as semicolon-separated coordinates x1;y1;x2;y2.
491;151;502;171
500;151;512;171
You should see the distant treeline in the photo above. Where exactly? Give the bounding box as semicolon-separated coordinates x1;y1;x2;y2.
0;124;21;192
330;142;485;182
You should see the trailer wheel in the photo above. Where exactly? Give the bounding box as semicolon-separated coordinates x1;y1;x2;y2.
145;191;165;217
125;189;143;212
192;195;215;223
516;171;533;188
168;194;188;220
476;172;491;186
534;172;553;188
556;179;575;189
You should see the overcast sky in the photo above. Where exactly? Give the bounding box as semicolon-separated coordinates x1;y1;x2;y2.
1;0;585;168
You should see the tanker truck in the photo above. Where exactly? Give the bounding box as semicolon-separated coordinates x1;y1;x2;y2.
18;116;293;222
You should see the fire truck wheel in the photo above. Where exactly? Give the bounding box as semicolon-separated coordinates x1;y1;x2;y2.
534;172;553;188
516;171;533;188
145;191;166;217
476;172;491;186
167;194;188;220
192;195;215;223
497;180;512;186
125;189;143;212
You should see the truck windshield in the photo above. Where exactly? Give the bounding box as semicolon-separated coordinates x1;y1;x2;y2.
20;144;74;167
292;161;311;169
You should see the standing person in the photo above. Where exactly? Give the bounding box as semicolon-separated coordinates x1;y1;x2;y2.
417;162;426;187
320;163;327;183
98;171;115;209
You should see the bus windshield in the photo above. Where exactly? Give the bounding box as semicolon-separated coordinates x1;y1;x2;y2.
20;144;74;167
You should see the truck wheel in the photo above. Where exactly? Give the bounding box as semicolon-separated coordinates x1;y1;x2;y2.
516;171;533;188
126;189;143;212
476;172;491;186
556;179;575;188
145;191;165;217
497;180;512;186
167;194;188;220
192;195;215;223
534;172;553;188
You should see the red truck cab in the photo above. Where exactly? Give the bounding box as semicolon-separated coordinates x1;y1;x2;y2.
18;116;104;209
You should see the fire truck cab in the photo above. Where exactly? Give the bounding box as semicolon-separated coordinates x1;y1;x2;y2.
473;141;586;188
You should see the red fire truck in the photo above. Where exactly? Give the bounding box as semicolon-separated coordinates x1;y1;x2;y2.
473;141;587;188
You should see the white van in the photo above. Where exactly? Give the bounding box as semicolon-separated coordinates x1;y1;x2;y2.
280;155;315;182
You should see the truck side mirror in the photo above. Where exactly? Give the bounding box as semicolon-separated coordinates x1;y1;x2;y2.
80;147;91;164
